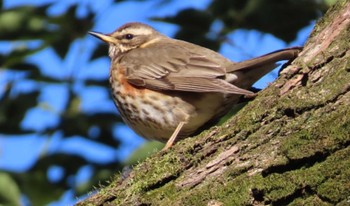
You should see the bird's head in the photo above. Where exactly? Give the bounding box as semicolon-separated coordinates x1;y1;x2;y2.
89;22;163;58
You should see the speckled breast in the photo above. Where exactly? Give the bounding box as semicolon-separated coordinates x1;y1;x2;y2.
109;65;201;142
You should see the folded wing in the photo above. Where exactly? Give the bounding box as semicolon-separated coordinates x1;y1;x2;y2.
122;43;253;95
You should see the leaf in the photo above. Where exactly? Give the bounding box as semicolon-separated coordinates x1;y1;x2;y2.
90;44;109;60
19;153;88;204
27;73;63;83
1;46;44;68
152;8;220;50
7;62;40;73
0;91;39;134
154;8;213;32
85;79;109;87
242;0;323;42
49;4;94;58
58;112;123;139
0;172;21;206
50;33;72;59
209;0;328;42
0;5;52;41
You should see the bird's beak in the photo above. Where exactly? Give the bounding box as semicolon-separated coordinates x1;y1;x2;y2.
88;31;116;44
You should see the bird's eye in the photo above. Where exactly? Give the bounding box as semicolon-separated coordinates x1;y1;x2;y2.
124;34;134;40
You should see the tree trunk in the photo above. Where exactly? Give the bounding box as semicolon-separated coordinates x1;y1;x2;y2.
77;1;350;205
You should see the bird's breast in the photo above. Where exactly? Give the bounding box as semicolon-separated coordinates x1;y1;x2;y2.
109;64;195;141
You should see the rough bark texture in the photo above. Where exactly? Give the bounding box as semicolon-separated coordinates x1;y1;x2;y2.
78;1;350;205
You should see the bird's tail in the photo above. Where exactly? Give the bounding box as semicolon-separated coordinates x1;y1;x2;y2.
227;47;302;89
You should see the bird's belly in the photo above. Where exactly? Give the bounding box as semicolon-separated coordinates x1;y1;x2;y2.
110;68;229;142
110;70;188;142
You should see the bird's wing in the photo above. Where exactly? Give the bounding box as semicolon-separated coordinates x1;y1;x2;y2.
121;43;253;95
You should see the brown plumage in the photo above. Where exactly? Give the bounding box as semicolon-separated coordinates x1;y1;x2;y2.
89;22;301;150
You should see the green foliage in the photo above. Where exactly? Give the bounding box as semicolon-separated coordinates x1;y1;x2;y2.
154;0;330;51
0;0;333;205
208;0;327;42
0;173;21;206
0;2;119;205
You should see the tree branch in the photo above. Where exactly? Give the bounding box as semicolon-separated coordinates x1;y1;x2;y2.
77;1;350;205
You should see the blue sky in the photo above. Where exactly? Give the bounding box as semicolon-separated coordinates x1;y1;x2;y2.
0;0;314;205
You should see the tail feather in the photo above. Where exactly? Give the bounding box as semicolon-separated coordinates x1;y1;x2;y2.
227;47;302;73
227;47;302;89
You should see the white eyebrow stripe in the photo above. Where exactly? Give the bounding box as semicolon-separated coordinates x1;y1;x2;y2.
121;27;153;36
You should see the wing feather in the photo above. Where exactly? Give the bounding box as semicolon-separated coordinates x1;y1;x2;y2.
122;42;251;94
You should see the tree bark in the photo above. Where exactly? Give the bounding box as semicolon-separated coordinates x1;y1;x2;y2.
77;1;350;205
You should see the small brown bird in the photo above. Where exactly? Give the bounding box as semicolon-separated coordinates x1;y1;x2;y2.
89;22;301;150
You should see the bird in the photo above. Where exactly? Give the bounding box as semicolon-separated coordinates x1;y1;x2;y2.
89;22;301;150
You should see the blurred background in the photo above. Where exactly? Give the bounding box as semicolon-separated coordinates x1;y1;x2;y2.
0;0;335;205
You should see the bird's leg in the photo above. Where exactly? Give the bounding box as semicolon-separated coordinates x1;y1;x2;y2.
162;121;186;151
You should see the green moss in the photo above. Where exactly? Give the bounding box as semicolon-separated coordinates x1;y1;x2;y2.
129;152;183;193
316;148;350;203
133;148;349;205
139;183;180;204
289;196;332;206
179;174;254;205
280;100;350;159
99;127;349;205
